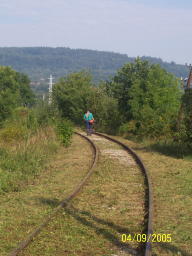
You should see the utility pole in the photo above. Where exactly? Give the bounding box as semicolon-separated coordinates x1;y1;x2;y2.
48;75;54;105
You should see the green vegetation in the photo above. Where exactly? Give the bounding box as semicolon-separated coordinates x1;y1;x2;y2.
179;89;192;146
0;47;131;87
114;136;192;255
53;71;121;134
53;72;93;124
56;119;74;147
52;59;192;152
0;47;189;95
90;88;121;134
0;135;92;256
0;66;73;194
108;58;181;138
12;135;145;256
0;107;58;194
0;56;191;256
0;101;75;194
0;66;35;123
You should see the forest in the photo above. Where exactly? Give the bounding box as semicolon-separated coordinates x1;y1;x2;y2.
0;47;189;95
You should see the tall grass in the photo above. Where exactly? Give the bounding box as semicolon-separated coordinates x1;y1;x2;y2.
56;119;73;147
0;127;59;193
0;105;74;194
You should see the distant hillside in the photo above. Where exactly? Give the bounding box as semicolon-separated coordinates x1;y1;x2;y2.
0;47;189;94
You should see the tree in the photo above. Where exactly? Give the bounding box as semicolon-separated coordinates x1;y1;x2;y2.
15;72;35;106
107;58;181;137
0;66;35;123
53;71;121;134
87;85;121;134
53;71;93;124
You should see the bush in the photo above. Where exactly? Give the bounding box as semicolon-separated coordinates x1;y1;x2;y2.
1;104;58;140
119;121;138;137
56;119;73;147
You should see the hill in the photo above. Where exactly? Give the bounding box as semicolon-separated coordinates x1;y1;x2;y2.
0;47;188;93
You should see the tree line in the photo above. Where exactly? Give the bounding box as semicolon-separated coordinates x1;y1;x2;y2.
0;47;189;94
0;59;191;151
53;58;191;151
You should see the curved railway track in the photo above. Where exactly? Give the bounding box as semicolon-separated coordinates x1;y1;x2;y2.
9;132;98;256
94;132;153;256
8;131;153;256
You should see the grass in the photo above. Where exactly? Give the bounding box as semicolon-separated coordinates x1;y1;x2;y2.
20;133;146;256
0;134;92;256
114;135;192;256
0;127;59;193
124;135;192;160
1;130;191;256
146;141;192;160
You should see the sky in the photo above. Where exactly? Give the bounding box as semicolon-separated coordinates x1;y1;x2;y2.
0;0;192;64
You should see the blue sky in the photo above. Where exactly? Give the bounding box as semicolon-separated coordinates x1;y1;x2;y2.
0;0;192;64
125;0;192;8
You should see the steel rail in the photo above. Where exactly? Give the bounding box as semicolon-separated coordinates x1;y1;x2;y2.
9;132;99;256
94;132;153;256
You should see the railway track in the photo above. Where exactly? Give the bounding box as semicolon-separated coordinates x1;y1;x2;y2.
9;132;98;256
8;131;153;256
94;132;153;256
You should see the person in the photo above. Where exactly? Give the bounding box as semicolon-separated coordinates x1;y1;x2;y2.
83;110;94;135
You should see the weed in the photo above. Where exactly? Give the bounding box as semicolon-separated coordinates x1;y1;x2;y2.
56;119;73;147
0;127;59;194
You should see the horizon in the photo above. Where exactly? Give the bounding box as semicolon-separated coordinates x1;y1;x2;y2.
0;46;188;66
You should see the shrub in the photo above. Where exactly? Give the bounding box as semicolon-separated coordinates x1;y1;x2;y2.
119;121;138;137
56;119;73;147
